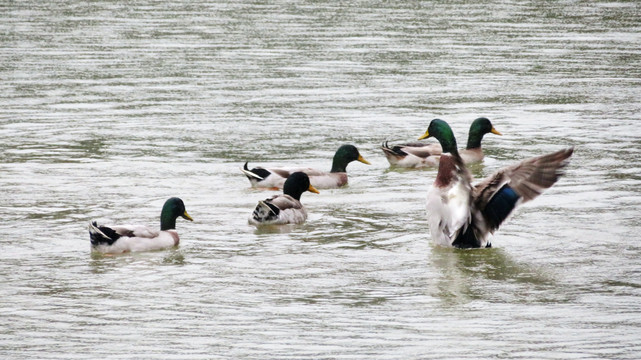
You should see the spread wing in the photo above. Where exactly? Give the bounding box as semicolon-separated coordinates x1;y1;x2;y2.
473;147;573;231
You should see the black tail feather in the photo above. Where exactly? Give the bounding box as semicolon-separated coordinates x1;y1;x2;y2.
452;224;482;248
89;221;120;246
381;141;408;157
244;164;272;180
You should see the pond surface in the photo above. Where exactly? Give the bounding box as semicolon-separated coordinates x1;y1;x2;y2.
1;1;641;358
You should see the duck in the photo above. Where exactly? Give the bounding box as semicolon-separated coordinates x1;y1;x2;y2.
241;144;371;189
249;172;319;225
420;119;573;248
381;117;502;167
88;197;193;254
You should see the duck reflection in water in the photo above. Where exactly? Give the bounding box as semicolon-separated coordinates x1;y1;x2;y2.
430;246;556;305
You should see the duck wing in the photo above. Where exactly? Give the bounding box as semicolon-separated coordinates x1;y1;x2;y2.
263;166;330;177
473;147;573;232
382;141;440;156
266;168;293;178
266;194;302;211
426;154;475;246
401;143;442;158
269;167;327;177
111;224;160;238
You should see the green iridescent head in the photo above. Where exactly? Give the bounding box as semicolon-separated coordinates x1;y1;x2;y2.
330;144;371;173
418;119;459;156
466;117;502;150
160;197;193;231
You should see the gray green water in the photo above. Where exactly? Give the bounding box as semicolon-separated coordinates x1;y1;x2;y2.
2;1;641;358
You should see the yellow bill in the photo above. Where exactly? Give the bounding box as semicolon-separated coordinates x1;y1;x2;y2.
182;211;194;221
491;127;502;136
418;130;430;140
357;154;371;165
308;184;320;194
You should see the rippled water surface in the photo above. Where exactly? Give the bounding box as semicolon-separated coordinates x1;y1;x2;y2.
2;1;641;358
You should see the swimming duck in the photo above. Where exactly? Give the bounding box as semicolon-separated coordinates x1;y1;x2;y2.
88;197;193;254
382;117;502;167
241;144;371;189
420;119;573;248
249;172;319;225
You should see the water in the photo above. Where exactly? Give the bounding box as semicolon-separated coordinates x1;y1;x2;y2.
2;0;641;358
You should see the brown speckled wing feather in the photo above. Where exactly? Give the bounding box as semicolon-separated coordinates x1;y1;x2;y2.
474;147;573;208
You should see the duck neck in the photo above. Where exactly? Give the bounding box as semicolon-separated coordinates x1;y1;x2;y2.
466;129;484;150
435;155;457;187
283;186;304;201
160;208;177;231
431;121;460;157
330;157;347;173
440;136;460;157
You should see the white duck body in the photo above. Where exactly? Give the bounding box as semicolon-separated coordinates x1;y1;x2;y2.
88;197;193;254
241;166;349;189
426;154;481;247
89;223;179;254
459;148;484;164
307;171;348;189
241;144;370;189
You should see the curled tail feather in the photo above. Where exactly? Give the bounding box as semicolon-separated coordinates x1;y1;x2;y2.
241;162;264;180
381;141;408;158
88;221;120;246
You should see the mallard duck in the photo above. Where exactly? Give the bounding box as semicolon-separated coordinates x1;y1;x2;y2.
420;119;573;248
241;144;371;189
249;172;319;225
88;197;193;254
382;117;502;167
